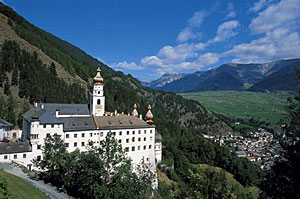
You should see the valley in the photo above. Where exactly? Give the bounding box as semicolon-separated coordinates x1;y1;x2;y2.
181;91;290;130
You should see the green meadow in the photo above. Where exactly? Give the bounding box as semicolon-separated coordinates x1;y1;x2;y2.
181;91;291;129
0;170;49;199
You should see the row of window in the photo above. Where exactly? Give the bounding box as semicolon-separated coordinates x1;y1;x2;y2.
2;153;39;160
65;129;153;139
64;142;153;151
32;124;59;128
122;136;153;143
125;145;152;152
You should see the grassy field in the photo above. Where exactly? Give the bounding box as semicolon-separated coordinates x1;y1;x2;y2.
0;170;49;199
181;91;290;129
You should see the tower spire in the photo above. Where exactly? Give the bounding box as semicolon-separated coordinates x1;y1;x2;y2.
93;67;104;85
145;104;153;124
132;103;138;117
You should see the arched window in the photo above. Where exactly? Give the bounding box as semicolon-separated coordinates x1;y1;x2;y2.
97;99;101;105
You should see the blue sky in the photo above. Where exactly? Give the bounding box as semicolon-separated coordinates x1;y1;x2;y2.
3;0;300;80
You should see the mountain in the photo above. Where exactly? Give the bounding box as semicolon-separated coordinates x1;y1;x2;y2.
149;59;300;93
249;60;300;92
142;73;186;88
0;2;230;134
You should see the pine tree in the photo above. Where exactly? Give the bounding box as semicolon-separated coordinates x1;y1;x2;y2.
3;75;10;95
11;68;18;86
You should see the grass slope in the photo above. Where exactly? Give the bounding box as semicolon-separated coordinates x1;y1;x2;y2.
0;170;49;199
181;91;289;129
194;164;260;198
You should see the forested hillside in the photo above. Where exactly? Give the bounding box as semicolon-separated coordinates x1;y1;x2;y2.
0;3;265;198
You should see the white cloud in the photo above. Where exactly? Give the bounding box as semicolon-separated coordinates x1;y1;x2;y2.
141;56;165;67
113;61;144;70
226;3;236;18
196;53;219;66
249;0;300;34
177;11;206;42
250;0;270;12
209;20;240;43
224;27;300;63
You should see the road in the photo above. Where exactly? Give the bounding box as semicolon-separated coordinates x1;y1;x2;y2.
0;163;73;199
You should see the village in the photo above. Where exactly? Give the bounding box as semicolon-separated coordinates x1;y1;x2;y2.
204;128;282;171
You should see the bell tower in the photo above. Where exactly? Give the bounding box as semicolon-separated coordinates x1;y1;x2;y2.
90;67;105;116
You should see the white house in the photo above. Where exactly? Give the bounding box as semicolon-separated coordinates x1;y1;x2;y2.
0;67;162;177
0;118;12;141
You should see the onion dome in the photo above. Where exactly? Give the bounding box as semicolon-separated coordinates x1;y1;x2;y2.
132;103;138;117
155;131;162;143
31;109;39;120
93;67;104;85
145;104;153;123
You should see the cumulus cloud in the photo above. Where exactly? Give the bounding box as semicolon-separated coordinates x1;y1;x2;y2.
224;28;300;63
113;61;144;70
177;11;206;42
249;0;300;34
226;3;236;18
209;20;240;43
250;0;270;12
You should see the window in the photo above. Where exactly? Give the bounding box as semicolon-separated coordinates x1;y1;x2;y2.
132;131;135;135
51;124;54;128
74;134;77;138
150;130;153;134
144;137;146;141
118;139;122;143
126;139;129;143
37;156;41;161
112;132;116;136
138;137;141;142
125;147;129;152
132;137;135;142
146;158;149;161
65;143;69;148
150;136;153;141
149;145;152;149
43;125;46;128
138;130;141;134
119;131;122;136
13;133;17;138
97;99;101;105
81;142;85;147
31;134;38;139
37;145;41;150
144;130;147;134
14;155;17;159
100;132;103;137
90;133;93;137
74;142;77;147
66;134;69;138
127;131;129;135
132;146;135;151
94;133;97;135
143;145;146;150
82;133;85;138
4;155;7;159
138;146;141;150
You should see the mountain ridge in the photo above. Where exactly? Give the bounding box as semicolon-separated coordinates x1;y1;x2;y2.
147;58;300;93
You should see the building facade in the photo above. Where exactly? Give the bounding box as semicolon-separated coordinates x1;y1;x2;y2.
0;68;162;175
